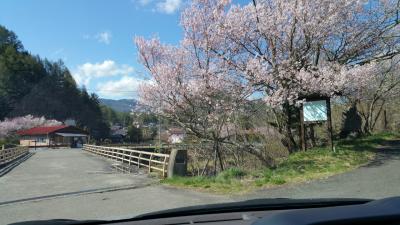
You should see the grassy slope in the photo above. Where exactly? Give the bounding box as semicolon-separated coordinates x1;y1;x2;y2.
162;132;400;194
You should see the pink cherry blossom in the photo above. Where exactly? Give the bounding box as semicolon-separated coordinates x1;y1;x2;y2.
0;115;62;139
134;0;399;152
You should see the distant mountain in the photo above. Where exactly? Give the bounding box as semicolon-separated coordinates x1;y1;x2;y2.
99;98;137;113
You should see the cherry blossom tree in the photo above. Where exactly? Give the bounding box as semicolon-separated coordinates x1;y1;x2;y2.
135;34;260;169
179;0;399;150
355;57;400;133
206;0;399;100
136;0;399;155
0;115;62;139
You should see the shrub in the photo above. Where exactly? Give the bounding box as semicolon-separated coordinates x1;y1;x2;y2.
262;168;273;181
217;168;246;180
270;175;286;185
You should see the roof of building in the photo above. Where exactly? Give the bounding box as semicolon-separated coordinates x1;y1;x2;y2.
168;127;185;135
111;128;127;136
17;125;69;136
110;125;123;131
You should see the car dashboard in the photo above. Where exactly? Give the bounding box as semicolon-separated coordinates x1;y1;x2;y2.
109;197;400;225
11;197;400;225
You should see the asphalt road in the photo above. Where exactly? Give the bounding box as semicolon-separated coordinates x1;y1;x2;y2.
0;148;230;224
245;140;400;200
1;141;400;224
0;148;154;203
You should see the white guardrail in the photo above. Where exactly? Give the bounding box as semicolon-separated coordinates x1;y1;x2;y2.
0;146;29;166
83;144;170;177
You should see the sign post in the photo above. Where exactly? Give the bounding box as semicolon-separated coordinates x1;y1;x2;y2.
302;98;333;151
326;98;334;152
300;104;306;151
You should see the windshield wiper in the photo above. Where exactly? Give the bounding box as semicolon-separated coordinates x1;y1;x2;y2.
130;198;371;220
9;219;103;225
10;198;371;225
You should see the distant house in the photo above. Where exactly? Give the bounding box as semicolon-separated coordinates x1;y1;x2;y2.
167;128;186;144
109;125;127;143
17;125;89;148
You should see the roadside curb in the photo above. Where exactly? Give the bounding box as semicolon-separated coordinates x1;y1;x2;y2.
0;152;35;177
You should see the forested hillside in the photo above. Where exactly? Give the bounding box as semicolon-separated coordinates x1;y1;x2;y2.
100;105;132;127
99;98;136;113
0;25;109;139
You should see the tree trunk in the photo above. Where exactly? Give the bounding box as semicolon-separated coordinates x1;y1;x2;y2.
371;101;385;132
363;118;371;134
213;140;224;174
215;141;224;171
383;109;388;131
200;158;210;176
283;104;297;153
363;97;379;134
213;143;217;175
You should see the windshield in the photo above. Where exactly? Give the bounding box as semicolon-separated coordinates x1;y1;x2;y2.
0;0;399;224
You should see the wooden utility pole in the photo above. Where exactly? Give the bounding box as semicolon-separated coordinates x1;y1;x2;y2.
300;103;306;151
326;98;334;151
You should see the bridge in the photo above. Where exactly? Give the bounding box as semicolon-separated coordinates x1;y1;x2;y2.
0;145;229;224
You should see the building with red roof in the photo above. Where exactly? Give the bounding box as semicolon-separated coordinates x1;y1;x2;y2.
17;125;89;148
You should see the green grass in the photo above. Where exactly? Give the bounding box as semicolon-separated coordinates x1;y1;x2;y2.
162;168;248;194
162;132;400;194
0;136;19;148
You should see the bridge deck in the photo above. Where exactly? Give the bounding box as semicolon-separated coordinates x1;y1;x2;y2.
0;148;153;203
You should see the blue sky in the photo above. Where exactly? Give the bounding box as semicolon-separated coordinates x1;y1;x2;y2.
0;0;190;99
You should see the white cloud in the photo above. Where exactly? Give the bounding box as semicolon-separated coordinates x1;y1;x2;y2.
82;31;112;44
95;31;112;44
156;0;181;14
132;0;152;6
82;34;91;40
72;60;134;86
132;0;181;14
96;76;151;99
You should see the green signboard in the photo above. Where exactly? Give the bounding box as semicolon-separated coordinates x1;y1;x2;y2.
303;100;327;122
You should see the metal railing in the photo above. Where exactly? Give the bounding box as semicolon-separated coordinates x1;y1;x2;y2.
0;146;29;166
83;144;170;177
